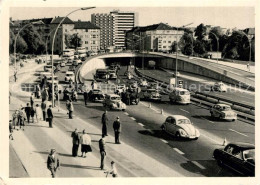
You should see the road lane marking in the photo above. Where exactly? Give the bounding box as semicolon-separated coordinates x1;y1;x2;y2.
229;129;248;137
191;161;206;170
173;148;185;155
147;129;154;134
138;123;144;127
130;117;136;121
160;139;168;144
180;108;190;113
124;112;129;116
200;117;214;123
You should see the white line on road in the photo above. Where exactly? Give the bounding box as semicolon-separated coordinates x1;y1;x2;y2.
160;139;168;144
124;112;129;116
180;108;190;114
229;129;248;137
130;117;136;121
138;123;144;127
173;148;185;155
191;161;206;170
147;129;154;134
200;117;214;123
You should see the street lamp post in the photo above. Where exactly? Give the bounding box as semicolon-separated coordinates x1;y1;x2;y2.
209;32;219;63
51;7;95;107
13;21;41;80
175;23;193;87
241;33;252;63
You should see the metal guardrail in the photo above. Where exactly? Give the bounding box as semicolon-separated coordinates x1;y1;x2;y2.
135;68;255;121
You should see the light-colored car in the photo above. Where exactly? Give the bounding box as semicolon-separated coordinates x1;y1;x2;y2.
161;115;200;140
169;88;190;104
44;65;52;72
109;69;117;79
60;61;66;67
211;82;227;92
139;79;148;87
103;94;126;111
65;71;75;82
73;59;81;66
210;104;237;121
143;88;161;101
115;84;126;94
46;75;59;84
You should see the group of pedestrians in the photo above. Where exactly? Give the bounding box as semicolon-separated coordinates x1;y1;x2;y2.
71;129;92;158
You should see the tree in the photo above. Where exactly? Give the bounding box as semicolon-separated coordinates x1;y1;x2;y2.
20;24;45;54
170;41;177;53
194;40;207;55
65;33;82;49
208;27;223;52
179;32;194;55
195;23;207;41
9;29;28;54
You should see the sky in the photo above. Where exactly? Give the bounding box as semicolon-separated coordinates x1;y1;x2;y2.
10;7;255;29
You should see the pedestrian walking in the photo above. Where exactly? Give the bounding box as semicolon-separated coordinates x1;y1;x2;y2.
101;110;109;136
99;135;106;170
18;109;25;130
66;100;74;119
35;104;41;122
9;120;14;140
30;93;35;107
72;90;78;102
80;130;92;158
14;71;17;82
71;128;80;157
24;103;31;123
12;109;20;130
35;84;41;99
30;105;36;123
83;90;88;106
41;100;47;121
47;105;53;128
42;88;49;102
113;116;121;144
47;149;60;178
247;63;250;71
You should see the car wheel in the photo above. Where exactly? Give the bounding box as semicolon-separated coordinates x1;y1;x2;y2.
110;105;113;110
194;137;199;140
232;119;235;122
175;132;181;138
122;109;125;111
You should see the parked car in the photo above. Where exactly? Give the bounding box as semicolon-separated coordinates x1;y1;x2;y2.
103;94;126;111
88;89;105;102
161;115;200;140
64;71;75;83
210;104;237;121
213;142;255;176
142;88;161;101
211;82;227;92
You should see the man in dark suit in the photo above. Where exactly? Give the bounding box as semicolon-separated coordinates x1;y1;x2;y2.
24;103;31;123
47;105;53;128
83;90;88;106
99;135;106;170
47;149;60;178
101;110;108;136
41;100;47;121
113;116;121;144
71;128;80;157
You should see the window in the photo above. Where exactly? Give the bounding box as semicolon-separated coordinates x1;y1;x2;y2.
85;41;88;44
168;41;171;43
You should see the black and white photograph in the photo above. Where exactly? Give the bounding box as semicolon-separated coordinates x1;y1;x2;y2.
0;0;259;184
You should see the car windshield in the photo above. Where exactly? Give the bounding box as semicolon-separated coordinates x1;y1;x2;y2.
179;91;190;95
66;74;73;76
93;90;100;93
243;149;255;162
177;119;191;124
111;96;120;101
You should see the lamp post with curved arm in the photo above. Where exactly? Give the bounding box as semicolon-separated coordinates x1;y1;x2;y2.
209;32;219;63
13;21;41;78
51;7;95;107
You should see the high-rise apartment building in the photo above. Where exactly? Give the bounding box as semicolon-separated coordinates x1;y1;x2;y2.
91;10;137;50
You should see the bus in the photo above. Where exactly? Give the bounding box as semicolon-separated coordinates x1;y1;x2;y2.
63;49;75;60
169;87;190;104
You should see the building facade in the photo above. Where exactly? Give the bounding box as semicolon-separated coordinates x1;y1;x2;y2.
126;23;184;52
91;10;137;50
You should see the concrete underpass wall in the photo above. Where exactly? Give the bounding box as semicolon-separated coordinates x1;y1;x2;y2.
79;57;106;82
157;58;254;89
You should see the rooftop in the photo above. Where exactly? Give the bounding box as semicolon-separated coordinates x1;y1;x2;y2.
51;17;74;24
74;21;100;29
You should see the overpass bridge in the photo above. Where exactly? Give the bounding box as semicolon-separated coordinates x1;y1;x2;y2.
78;51;255;90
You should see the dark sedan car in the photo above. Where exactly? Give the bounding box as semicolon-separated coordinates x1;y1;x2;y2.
213;142;255;176
88;89;105;102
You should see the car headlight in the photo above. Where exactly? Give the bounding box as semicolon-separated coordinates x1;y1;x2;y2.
179;129;187;136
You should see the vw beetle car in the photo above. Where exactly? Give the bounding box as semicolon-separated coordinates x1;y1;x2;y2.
213;142;255;176
210;104;237;121
88;89;105;102
211;81;227;92
143;88;161;101
161;115;200;140
103;94;126;111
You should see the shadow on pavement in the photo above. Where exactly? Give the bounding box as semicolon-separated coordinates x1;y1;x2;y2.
60;163;100;170
33;151;73;157
26;124;49;128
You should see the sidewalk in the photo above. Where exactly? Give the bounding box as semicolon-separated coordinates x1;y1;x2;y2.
9;56;183;177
